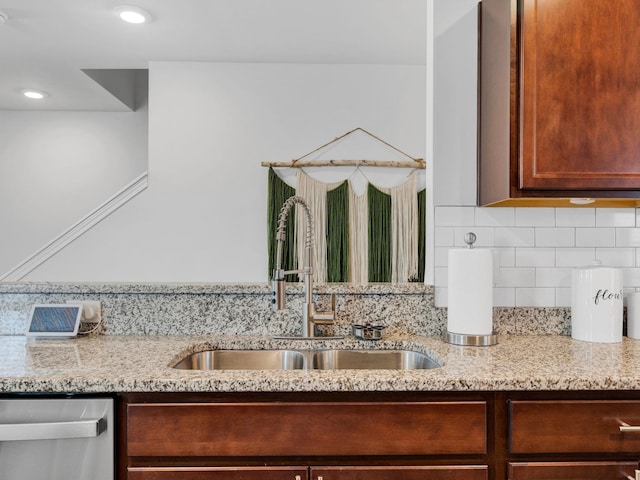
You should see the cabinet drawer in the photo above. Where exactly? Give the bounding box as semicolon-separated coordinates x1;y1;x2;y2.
510;400;640;453
128;401;487;457
311;466;488;480
128;467;307;480
508;462;638;480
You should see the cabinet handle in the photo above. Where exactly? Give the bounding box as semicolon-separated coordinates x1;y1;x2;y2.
294;476;301;480
619;422;640;433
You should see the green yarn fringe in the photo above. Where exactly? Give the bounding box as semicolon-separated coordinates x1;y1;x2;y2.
326;181;349;282
367;184;392;282
267;168;297;281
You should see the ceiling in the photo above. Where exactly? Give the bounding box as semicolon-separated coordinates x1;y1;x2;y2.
0;0;427;111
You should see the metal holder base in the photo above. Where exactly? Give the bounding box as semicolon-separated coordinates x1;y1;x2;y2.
443;331;498;346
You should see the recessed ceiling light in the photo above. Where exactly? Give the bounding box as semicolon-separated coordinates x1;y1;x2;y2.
21;89;48;100
114;5;152;24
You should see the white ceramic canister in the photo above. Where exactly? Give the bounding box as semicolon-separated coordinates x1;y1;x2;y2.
571;261;623;343
626;292;640;339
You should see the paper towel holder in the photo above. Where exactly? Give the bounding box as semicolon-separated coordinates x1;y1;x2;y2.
443;331;498;346
444;231;498;346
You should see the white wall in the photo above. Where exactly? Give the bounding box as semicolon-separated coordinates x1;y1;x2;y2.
432;0;640;308
25;62;426;282
0;109;148;275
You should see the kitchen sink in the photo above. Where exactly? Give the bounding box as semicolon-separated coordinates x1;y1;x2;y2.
311;349;439;370
173;349;305;370
173;349;440;371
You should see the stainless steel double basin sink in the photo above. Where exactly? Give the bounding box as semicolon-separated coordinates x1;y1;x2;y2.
173;348;440;371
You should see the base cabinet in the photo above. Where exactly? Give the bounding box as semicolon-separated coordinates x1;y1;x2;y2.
507;398;640;479
508;462;637;480
121;392;640;480
128;467;308;480
120;393;490;480
310;466;488;480
127;466;489;480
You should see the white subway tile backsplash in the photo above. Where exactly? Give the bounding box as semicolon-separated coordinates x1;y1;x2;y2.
493;287;515;307
555;248;595;267
596;248;635;267
623;268;640;288
596;208;636;227
555;287;572;307
493;247;516;267
556;208;595;227
535;227;575;247
575;227;615;247
494;227;535;247
453;227;494;247
616;228;640;247
536;267;572;287
432;207;640;308
516;248;555;267
434;227;455;247
475;207;515;227
435;206;475;226
496;267;536;287
515;207;555;227
515;288;555;307
434;247;449;267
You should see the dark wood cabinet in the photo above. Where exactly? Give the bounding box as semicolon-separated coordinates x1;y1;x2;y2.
479;0;640;206
128;467;308;480
508;462;637;479
119;391;640;480
120;393;490;480
506;397;640;480
310;466;488;480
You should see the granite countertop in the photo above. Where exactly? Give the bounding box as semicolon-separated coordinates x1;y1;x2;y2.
2;333;640;393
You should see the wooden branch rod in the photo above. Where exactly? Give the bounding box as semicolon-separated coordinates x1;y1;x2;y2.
261;159;426;169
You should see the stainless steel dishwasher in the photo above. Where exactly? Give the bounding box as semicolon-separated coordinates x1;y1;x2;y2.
0;396;114;480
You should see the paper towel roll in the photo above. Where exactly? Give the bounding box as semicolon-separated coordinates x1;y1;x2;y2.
447;248;493;335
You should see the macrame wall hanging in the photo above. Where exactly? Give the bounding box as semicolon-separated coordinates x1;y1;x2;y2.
264;128;426;284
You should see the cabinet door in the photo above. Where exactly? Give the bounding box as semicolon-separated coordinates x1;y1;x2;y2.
310;466;488;480
509;462;637;479
519;0;640;192
128;467;308;480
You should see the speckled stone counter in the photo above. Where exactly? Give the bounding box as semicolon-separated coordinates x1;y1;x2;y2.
2;333;640;393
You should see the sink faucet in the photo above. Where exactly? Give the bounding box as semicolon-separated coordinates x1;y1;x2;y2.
272;195;336;338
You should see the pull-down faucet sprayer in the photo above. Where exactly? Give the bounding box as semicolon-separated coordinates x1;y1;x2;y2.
272;195;336;338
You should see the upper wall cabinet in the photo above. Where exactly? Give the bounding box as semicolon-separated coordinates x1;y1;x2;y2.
479;0;640;207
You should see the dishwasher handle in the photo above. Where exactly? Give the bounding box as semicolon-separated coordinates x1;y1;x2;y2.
0;417;106;441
